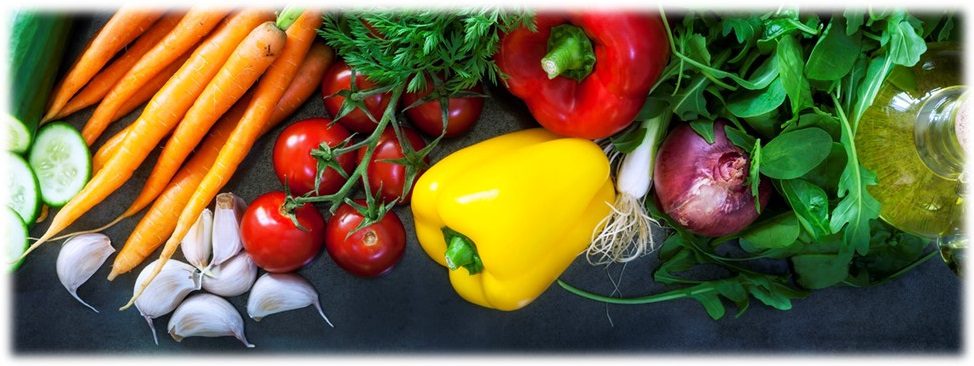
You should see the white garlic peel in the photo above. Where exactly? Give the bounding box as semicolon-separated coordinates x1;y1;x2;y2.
56;233;114;313
134;259;200;345
211;193;246;268
202;252;257;297
247;273;333;328
181;208;213;272
168;293;254;348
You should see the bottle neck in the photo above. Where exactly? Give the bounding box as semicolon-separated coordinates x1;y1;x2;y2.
915;86;967;180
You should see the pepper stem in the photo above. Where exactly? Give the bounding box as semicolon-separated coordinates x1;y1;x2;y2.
443;230;483;275
540;24;596;81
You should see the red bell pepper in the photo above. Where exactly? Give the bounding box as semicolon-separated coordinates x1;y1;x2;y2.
496;12;669;139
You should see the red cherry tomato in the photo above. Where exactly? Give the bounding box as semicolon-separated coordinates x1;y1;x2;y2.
321;60;392;133
240;191;325;273
272;118;355;196
325;200;406;277
402;84;484;138
357;127;427;204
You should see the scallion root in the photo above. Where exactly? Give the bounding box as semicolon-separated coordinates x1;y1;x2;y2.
586;193;659;265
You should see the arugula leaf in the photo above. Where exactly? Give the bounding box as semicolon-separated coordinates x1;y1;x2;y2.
727;78;787;118
850;54;892;130
843;9;865;35
759;127;833;179
775;35;813;113
611;127;647;154
740;212;800;250
779;179;832;240
792;252;852;289
829;97;881;255
689;120;716;144
672;74;713;121
806;18;862;81
887;17;928;67
748;139;762;210
724;124;756;151
722;17;763;43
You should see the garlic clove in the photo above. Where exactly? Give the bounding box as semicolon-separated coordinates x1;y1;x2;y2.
56;233;114;313
168;293;254;348
201;252;257;297
134;259;200;345
181;208;213;271
247;273;333;327
211;192;246;268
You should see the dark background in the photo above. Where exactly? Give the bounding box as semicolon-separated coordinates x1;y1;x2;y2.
13;13;961;354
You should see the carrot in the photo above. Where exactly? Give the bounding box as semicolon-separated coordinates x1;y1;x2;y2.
18;9;275;260
80;8;229;145
90;52;189;173
52;13;183;121
123;10;323;309
117;21;285;221
107;42;335;279
42;8;163;122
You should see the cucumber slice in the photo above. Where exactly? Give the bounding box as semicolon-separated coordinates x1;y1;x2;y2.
3;114;33;153
5;151;40;224
28;122;91;207
4;206;29;271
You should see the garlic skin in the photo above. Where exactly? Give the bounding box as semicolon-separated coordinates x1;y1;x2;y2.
168;293;254;348
181;208;213;271
211;193;246;267
134;259;200;345
202;252;257;297
56;233;114;313
247;273;333;327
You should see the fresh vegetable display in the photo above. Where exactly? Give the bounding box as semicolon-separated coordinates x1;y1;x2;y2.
412;128;615;310
5;6;964;351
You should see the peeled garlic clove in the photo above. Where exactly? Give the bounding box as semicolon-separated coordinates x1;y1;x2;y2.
211;193;246;267
201;252;257;297
168;293;254;348
134;259;200;345
181;208;212;271
247;273;333;327
56;233;114;313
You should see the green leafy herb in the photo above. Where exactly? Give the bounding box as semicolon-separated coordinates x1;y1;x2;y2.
759;127;833;179
779;178;832;240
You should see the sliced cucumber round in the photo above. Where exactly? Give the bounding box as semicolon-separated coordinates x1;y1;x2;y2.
28;122;91;207
4;206;29;271
5;151;40;224
3;114;33;153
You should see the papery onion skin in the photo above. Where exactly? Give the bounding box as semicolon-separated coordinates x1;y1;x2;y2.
653;120;771;237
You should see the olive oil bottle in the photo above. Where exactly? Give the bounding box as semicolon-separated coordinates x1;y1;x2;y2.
855;43;966;273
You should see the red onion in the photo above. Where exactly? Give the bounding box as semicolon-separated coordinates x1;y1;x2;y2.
653;120;770;237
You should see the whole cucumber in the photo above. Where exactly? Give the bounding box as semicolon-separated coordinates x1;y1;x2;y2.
5;11;71;153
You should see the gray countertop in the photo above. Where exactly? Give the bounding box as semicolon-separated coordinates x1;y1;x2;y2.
13;13;961;354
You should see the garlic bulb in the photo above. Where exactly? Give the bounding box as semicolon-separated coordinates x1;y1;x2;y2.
56;233;114;313
168;293;254;348
211;193;246;268
202;252;257;297
134;259;200;345
247;273;333;327
181;208;213;271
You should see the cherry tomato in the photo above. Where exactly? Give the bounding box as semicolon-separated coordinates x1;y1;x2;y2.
321;60;392;133
272;117;355;196
325;200;406;277
240;191;325;273
402;84;484;138
357;126;427;204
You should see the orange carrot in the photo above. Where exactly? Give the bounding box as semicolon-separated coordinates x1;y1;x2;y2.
19;9;274;260
91;52;189;173
43;8;163;122
117;21;285;222
80;8;229;144
52;13;183;121
107;42;334;279
123;10;322;308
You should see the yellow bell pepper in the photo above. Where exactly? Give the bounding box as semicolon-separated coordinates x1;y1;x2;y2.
411;128;615;311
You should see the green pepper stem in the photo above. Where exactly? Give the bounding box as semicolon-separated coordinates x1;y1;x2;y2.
540;25;596;81
444;234;483;275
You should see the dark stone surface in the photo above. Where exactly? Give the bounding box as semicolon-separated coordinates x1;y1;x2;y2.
13;13;961;354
